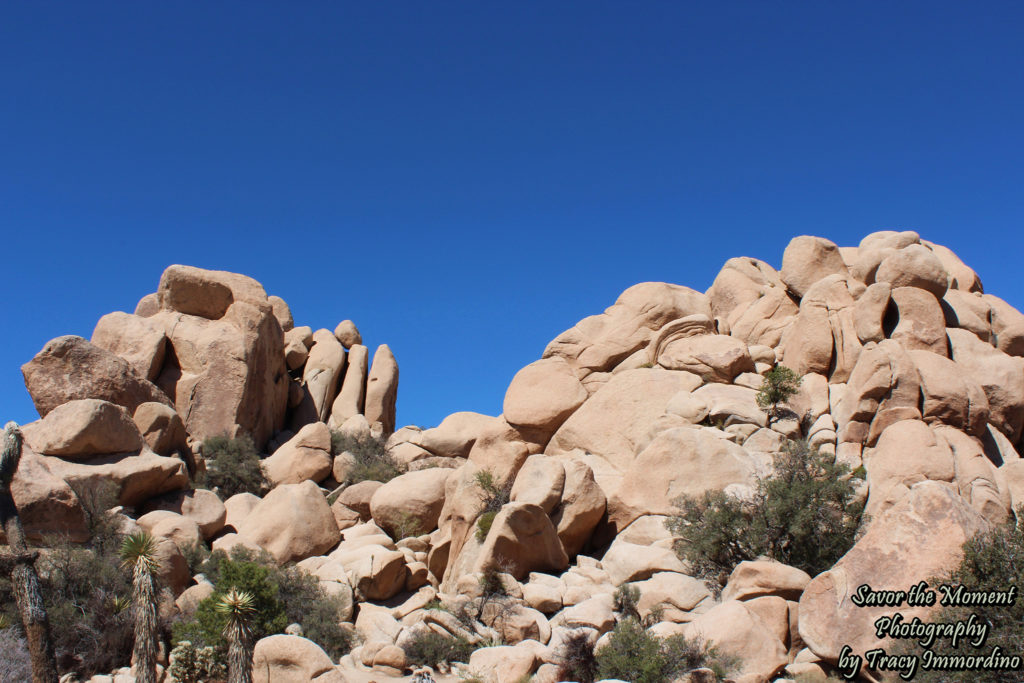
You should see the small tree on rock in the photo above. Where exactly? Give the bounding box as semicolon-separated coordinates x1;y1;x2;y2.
755;365;802;424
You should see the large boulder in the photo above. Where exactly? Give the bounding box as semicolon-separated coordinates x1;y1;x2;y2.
721;560;812;603
546;368;702;489
369;467;451;537
609;427;759;530
948;328;1024;442
863;420;955;520
414;411;499;459
333;544;407;601
364;344;399;434
683;600;789;681
780;235;849;299
909;350;990;435
798;481;988;666
252;635;335;683
654;333;754;383
706;257;786;331
503;357;588;442
330;343;368;427
473;502;569;580
142;488;227;540
22;399;143;458
91;312;167;382
132;402;189;458
262;422;333;486
874;243;949;298
780;275;862;382
543;282;711;377
550;457;606;558
887;287;948;356
301;329;346;424
8;448;88;542
22;336;172;418
238;481;340;564
835;339;922;447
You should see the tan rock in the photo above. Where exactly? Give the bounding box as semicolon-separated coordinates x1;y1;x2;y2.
853;282;891;343
432;463;490;587
45;448;189;506
134;292;160;317
262;421;332;486
337;544;407;601
948;327;1024;441
414;411;498;459
609;427;758;530
692;383;767;428
364;344;399;434
466;417;536;488
909;350;990;435
238;481;340;564
333;320;362;348
223;492;261;531
336;480;382;519
524;580;563;614
150;513;202;551
468;644;539;683
934;425;1011;525
721;560;812;602
780;275;862;382
143;488;227;540
22;336;172;418
23;399;143;458
8;447;88;542
875;243;949;297
132;402;189;458
836;339;922;446
303;329;346;423
91;312;167;382
543;282;711;376
510;455;565;514
798;481;988;665
268;295;294;332
553;593;616;634
175;580;214;616
685;600;788;681
546;368;702;482
706;257;786;330
631;572;712;623
283;337;309;371
922;240;983;292
330;344;368;427
941;289;993;343
503;357;588;441
152;534;191;596
474;502;569;580
601;540;686;585
984;293;1024;357
780;235;849;299
551;457;606;558
252;634;335;683
888;287;948;355
158;265;267;319
656;333;754;383
369;467;451;538
727;288;800;348
863;420;955;520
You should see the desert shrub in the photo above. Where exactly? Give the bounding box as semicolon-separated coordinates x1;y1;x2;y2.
595;618;730;683
474;470;511;541
173;546;352;661
199;435;268;498
556;629;599;683
166;640;225;683
401;630;474;668
889;511;1024;682
666;438;863;588
613;584;641;621
0;481;140;678
755;365;802;423
330;430;403;484
0;627;32;683
390;511;424;541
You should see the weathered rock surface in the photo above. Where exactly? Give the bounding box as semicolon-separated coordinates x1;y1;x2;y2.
503;357;588;441
238;481;340;564
262;421;332;486
91;312;168;382
252;635;335;683
368;467;450;538
23;399;143;458
364;344;399;434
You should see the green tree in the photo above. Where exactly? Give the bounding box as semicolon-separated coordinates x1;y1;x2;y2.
120;533;161;683
200;436;268;499
755;365;802;424
667;439;863;587
215;589;256;683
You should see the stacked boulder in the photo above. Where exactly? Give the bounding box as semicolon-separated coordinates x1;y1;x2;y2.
13;233;1024;683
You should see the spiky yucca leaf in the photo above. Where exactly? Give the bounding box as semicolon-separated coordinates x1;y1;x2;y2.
119;532;159;574
215;588;256;622
217;588;257;683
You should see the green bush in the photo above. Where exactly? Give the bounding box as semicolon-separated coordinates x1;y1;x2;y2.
401;629;474;668
666;438;863;588
613;584;641;621
475;510;497;542
199;435;268;498
755;365;802;423
890;511;1024;683
166;640;225;683
473;469;512;542
595;618;731;683
172;546;353;661
330;430;404;484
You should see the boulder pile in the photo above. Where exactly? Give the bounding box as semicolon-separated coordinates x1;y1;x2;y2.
10;231;1024;683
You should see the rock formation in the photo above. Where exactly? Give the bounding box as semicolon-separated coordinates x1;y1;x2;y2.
10;232;1024;682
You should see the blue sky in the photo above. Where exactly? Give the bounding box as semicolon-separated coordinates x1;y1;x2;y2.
2;2;1023;432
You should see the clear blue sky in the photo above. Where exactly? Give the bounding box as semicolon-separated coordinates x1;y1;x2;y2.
2;2;1023;432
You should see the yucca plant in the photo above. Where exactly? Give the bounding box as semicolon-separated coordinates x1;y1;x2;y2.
215;588;257;683
120;532;161;683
